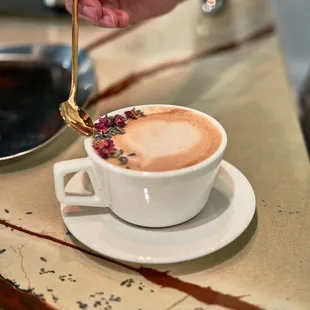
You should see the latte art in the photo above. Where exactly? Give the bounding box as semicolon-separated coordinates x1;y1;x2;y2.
101;106;222;172
120;120;200;159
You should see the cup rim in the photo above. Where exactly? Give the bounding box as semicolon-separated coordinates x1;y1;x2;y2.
85;104;227;178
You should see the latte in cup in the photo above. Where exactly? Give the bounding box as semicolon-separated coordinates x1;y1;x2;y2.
54;104;227;227
92;106;222;172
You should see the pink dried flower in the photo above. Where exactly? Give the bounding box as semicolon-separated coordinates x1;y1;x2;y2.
103;139;115;154
124;108;138;119
98;149;109;159
113;114;126;128
94;115;111;133
93;140;105;150
93;139;115;159
101;115;111;126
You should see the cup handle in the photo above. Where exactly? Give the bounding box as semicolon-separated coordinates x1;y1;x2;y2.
53;158;103;207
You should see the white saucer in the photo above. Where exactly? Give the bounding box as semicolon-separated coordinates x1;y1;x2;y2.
61;161;256;264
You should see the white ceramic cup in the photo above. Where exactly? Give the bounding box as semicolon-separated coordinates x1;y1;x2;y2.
53;104;227;228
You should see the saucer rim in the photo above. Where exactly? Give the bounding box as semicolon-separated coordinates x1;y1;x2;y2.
61;160;256;264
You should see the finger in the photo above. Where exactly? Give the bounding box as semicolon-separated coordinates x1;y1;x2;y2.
100;8;130;28
114;10;130;28
98;1;130;28
65;0;103;24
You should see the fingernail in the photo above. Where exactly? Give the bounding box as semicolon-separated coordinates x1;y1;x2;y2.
100;15;116;28
82;6;98;22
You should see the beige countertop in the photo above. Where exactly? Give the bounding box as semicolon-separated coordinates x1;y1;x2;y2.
0;1;309;309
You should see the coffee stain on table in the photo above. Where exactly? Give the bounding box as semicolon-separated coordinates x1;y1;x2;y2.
0;220;264;310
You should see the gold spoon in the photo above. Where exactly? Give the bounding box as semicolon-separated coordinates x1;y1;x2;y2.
59;0;94;137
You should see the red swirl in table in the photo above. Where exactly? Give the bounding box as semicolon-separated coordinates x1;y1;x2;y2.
0;274;57;310
1;218;262;310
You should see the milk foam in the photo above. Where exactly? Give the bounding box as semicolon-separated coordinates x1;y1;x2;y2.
108;107;222;172
119;120;200;165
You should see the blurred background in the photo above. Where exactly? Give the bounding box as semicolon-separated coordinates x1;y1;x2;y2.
1;0;310;96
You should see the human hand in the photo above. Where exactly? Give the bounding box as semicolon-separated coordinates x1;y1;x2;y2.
65;0;181;28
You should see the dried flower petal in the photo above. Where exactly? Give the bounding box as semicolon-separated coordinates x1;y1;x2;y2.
113;114;126;128
101;115;111;126
94;115;112;133
94;123;108;133
93;109;145;161
92;141;101;151
99;149;109;159
104;139;115;154
93;139;114;156
124;108;138;119
97;140;107;149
